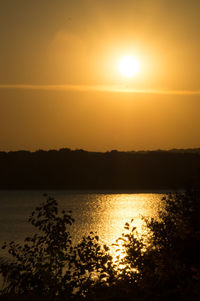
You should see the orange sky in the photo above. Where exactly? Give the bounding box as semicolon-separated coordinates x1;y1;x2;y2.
0;0;200;151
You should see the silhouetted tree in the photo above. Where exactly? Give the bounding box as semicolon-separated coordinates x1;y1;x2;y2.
0;196;114;300
118;190;200;301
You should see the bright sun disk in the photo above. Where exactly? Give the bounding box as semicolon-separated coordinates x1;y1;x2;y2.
118;56;140;78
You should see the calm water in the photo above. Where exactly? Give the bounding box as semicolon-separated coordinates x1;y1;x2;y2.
0;190;166;250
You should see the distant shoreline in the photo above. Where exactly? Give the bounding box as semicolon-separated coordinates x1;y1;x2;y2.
0;188;180;194
0;148;200;190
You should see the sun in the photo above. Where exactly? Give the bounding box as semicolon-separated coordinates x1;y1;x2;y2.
118;56;140;78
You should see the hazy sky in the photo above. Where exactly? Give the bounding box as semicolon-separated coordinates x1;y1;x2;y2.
0;0;200;151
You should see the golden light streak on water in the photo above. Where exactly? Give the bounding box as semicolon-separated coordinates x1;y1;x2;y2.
0;191;166;286
87;194;163;244
0;191;165;261
79;193;165;264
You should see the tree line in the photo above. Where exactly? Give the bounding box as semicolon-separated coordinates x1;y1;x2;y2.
0;148;200;189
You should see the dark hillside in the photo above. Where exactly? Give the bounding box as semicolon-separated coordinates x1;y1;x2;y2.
0;148;200;190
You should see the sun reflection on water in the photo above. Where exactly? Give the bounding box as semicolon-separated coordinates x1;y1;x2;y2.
80;193;165;264
0;191;165;267
90;194;163;242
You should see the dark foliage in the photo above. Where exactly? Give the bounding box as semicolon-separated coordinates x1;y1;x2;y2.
0;190;200;300
114;189;200;301
140;190;200;300
0;196;114;300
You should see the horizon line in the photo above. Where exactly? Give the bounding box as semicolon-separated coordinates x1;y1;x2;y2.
0;84;200;95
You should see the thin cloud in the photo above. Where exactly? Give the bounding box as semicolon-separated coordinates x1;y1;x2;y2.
0;84;200;95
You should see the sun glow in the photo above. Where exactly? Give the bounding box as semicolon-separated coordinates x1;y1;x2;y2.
118;56;140;78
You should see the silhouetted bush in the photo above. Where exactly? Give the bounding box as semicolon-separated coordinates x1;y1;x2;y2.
114;190;200;301
0;196;114;300
141;190;200;301
0;190;200;300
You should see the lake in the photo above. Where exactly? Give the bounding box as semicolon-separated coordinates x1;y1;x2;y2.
0;190;166;250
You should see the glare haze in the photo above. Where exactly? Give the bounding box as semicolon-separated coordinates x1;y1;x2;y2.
0;0;200;151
